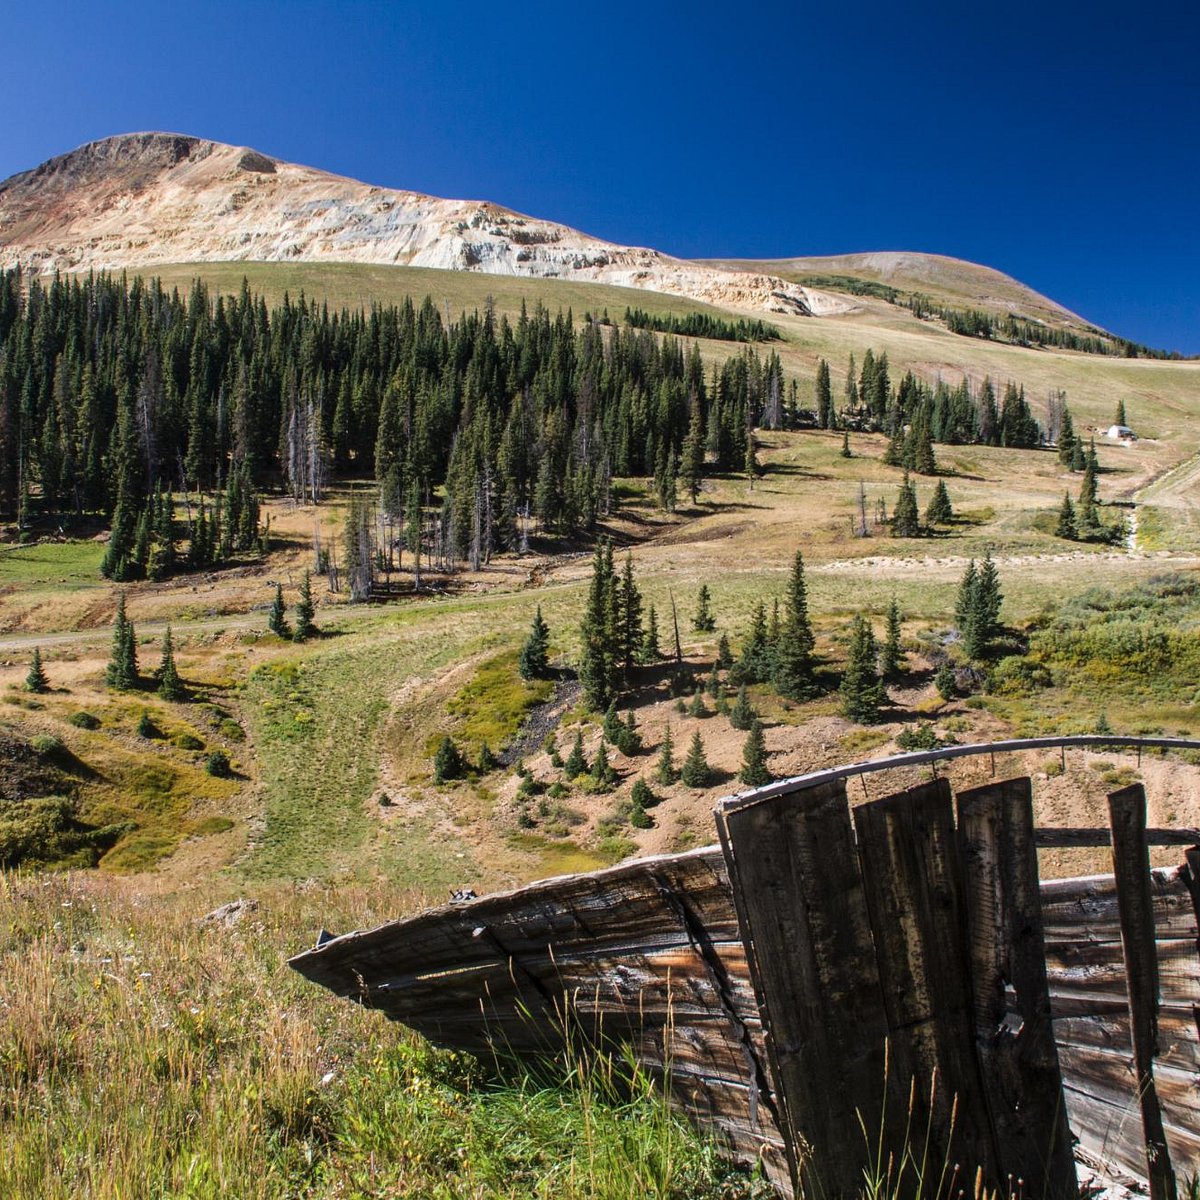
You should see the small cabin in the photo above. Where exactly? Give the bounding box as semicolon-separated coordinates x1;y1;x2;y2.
1107;423;1137;442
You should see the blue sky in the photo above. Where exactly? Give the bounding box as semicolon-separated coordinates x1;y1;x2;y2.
2;0;1197;352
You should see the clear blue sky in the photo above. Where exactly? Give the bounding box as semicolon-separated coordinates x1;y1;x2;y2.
3;0;1197;352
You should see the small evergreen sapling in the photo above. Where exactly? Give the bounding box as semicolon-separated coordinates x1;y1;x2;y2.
839;614;883;722
591;740;616;788
739;720;771;787
630;777;656;809
564;731;588;779
891;472;921;538
680;731;711;788
293;571;317;642
615;710;642;756
935;661;957;700
688;686;707;718
692;585;716;632
268;583;290;638
717;633;733;669
729;685;756;731
1055;493;1077;540
106;593;139;691
25;647;48;694
655;724;676;786
880;599;903;678
519;606;551;680
925;480;953;526
433;735;466;783
157;625;185;701
602;702;622;743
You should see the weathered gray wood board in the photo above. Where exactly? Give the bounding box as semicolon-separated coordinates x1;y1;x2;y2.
291;846;791;1192
292;793;1200;1197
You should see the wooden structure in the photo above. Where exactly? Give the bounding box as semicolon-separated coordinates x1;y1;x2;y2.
291;738;1200;1197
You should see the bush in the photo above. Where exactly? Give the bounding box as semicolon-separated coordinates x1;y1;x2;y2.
629;804;653;830
630;778;657;809
205;749;232;778
137;711;157;738
987;656;1053;696
30;735;64;756
896;723;944;751
68;711;101;730
934;662;957;701
173;732;205;751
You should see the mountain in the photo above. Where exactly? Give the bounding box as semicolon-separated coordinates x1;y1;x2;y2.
698;250;1096;333
0;133;850;317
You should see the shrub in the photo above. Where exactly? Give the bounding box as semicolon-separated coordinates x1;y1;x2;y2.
205;749;232;778
896;723;943;751
987;656;1052;696
68;711;101;730
30;735;64;756
173;732;205;751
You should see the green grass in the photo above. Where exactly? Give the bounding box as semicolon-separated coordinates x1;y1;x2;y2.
0;539;104;588
0;871;767;1200
446;649;554;755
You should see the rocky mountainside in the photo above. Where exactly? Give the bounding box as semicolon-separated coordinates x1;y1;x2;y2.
0;133;853;316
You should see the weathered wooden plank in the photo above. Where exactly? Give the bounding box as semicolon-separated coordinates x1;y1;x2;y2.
1108;784;1177;1200
853;780;998;1187
956;778;1077;1197
719;776;903;1200
1040;867;1200;944
1036;828;1200;847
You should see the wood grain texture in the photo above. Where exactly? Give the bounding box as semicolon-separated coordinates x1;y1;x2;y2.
956;778;1077;1198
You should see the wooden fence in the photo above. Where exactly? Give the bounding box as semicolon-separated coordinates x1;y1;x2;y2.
290;738;1200;1197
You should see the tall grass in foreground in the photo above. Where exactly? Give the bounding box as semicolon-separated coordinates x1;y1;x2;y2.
0;870;764;1199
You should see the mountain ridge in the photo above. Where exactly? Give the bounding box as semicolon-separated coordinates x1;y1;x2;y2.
0;133;1107;335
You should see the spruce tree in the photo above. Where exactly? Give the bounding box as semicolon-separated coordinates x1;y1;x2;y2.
680;399;705;504
157;625;185;701
268;583;290;638
935;661;957;701
617;554;643;677
891;472;921;537
564;731;588;779
955;560;978;630
1115;399;1126;427
737;601;772;684
688;686;707;718
25;647;48;694
1056;493;1077;540
692;584;716;632
579;541;617;709
615;709;642;756
839;614;882;722
640;603;662;663
815;359;834;429
717;633;733;669
925;480;953;526
293;571;317;641
591;739;616;787
655;723;676;785
880;598;903;677
1077;451;1100;537
106;593;139;691
432;735;465;783
680;730;711;788
519;606;551;680
1057;406;1078;468
739;719;771;787
840;430;852;458
729;684;757;731
602;701;623;743
771;551;816;699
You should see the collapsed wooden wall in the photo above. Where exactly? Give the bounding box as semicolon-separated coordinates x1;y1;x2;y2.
291;792;1200;1196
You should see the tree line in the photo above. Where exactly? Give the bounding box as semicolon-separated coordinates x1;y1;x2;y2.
622;307;781;343
0;269;791;574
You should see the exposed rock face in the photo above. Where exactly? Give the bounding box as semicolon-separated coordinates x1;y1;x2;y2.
0;133;834;316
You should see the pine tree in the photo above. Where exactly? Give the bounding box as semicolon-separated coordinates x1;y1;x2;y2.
655;723;676;786
268;583;290;638
433;735;465;783
925;480;953;526
640;603;662;663
157;625;185;701
617;554;643;678
519;606;551;680
693;584;716;632
680;398;705;504
564;731;588;779
880;598;903;677
840;430;852;458
25;647;48;694
729;684;757;731
815;359;833;429
717;633;733;669
615;709;642;756
680;730;711;788
955;560;978;630
737;601;772;684
739;719;771;787
959;553;1002;659
891;472;921;537
579;541;617;709
293;570;317;641
602;702;623;743
976;553;1003;640
106;593;139;691
935;661;957;700
591;739;616;787
1115;399;1126;427
1056;493;1077;540
771;551;816;699
688;686;707;718
839;614;882;722
1057;406;1078;468
1077;447;1100;537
